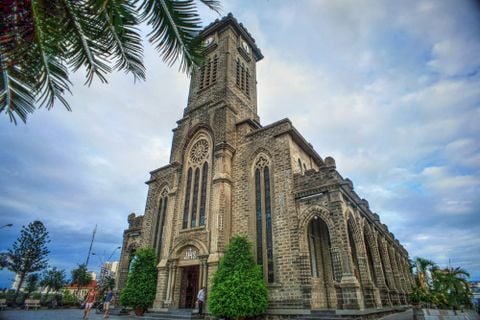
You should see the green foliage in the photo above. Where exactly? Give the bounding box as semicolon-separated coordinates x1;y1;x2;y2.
40;293;55;306
0;0;221;123
410;257;472;310
71;264;92;288
7;220;50;297
31;292;42;300
432;267;471;309
0;253;8;270
5;289;16;304
119;247;157;310
40;267;67;293
26;273;40;295
15;291;25;305
209;235;268;319
62;289;78;306
0;291;6;299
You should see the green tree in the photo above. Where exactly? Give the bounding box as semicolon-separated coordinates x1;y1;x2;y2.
0;0;221;124
25;273;40;296
119;247;157;313
432;267;471;309
40;267;67;294
71;263;92;293
209;235;268;319
7;220;50;299
0;253;8;269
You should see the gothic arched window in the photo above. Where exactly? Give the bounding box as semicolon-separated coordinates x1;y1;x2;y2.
153;188;168;258
254;155;275;283
183;138;210;229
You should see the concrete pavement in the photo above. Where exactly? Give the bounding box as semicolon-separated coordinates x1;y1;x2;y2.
380;309;413;320
0;308;137;320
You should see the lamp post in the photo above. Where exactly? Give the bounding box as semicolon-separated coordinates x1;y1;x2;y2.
107;246;121;262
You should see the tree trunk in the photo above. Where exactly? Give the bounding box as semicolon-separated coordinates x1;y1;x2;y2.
14;272;26;303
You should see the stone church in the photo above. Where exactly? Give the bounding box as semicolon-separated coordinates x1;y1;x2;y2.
117;14;413;316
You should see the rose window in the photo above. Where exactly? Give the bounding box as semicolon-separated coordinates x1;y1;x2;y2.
190;139;209;164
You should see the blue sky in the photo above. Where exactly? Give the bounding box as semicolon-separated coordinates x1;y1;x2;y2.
1;0;479;288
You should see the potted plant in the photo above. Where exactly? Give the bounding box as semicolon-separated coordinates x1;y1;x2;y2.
119;247;157;316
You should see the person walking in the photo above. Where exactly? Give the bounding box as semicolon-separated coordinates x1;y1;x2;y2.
197;287;206;316
103;288;114;318
83;288;97;320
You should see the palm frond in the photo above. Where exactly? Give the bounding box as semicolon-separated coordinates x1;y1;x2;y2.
199;0;222;14
0;0;71;123
0;0;36;68
93;0;146;81
59;0;111;85
139;0;205;73
0;60;36;124
30;0;72;109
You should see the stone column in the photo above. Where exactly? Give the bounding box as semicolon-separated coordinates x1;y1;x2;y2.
165;260;177;306
199;255;208;288
395;250;408;304
378;237;399;305
350;219;380;309
153;262;169;310
367;230;390;307
400;255;414;293
337;215;363;309
388;246;406;304
209;143;234;263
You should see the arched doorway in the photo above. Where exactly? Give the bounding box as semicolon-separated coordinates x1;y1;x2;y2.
307;216;336;309
179;265;199;308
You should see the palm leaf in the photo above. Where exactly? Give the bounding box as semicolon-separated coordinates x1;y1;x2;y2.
59;0;111;85
93;0;146;81
199;0;221;14
30;0;72;109
0;59;36;124
139;0;205;73
1;0;71;123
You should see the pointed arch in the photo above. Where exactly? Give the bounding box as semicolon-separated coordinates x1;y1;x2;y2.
251;152;275;283
182;130;213;229
154;186;170;258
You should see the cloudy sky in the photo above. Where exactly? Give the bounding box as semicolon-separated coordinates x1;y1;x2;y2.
1;0;479;288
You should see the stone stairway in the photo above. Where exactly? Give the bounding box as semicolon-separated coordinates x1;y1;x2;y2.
296;310;362;320
141;309;204;320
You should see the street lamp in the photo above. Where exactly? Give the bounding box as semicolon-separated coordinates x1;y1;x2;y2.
0;224;13;229
107;246;121;262
91;252;103;266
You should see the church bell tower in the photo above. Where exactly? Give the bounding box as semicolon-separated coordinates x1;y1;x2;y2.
184;13;264;122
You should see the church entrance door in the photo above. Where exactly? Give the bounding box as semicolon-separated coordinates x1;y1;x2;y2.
179;265;199;309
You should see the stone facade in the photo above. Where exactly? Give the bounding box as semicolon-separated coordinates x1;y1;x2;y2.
117;14;413;315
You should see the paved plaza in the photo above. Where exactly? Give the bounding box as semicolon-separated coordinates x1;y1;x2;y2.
0;308;414;320
0;308;137;320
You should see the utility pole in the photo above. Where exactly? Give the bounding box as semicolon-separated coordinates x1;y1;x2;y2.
85;224;97;268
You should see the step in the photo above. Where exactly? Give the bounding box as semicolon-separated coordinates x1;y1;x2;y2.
142;310;204;320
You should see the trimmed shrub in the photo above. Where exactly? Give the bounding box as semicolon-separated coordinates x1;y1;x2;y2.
209;235;268;319
119;247;157;312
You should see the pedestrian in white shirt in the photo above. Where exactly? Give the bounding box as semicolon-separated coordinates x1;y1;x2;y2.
197;287;206;315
